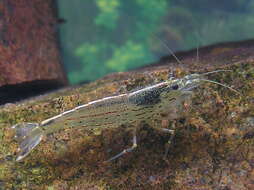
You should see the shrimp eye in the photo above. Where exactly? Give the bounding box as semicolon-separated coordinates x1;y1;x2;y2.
172;84;179;90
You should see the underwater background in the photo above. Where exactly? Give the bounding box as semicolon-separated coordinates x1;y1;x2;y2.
1;1;254;189
58;0;254;84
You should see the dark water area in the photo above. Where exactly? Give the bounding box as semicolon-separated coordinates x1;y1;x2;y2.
0;80;64;105
58;0;254;84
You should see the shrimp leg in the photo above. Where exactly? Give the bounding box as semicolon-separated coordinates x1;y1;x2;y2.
106;128;137;162
161;120;176;159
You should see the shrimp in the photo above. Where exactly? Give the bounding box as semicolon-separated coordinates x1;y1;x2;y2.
11;71;238;162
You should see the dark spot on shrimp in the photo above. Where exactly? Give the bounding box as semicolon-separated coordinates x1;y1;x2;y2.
168;98;176;102
171;84;179;90
129;88;162;106
135;112;146;117
160;113;168;117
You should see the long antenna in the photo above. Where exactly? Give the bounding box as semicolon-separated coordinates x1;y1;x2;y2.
195;31;200;64
200;79;240;94
152;34;183;65
196;43;199;64
202;70;232;76
119;11;183;66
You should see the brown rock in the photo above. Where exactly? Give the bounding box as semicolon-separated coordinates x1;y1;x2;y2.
0;40;253;190
0;0;67;87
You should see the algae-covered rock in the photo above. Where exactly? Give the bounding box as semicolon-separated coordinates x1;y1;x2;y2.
0;41;253;189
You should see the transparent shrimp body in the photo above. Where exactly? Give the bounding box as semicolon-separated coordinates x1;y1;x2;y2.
11;73;208;161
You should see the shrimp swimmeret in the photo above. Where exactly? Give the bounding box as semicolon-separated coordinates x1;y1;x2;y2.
12;72;238;162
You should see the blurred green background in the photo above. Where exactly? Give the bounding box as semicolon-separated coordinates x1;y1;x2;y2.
58;0;254;84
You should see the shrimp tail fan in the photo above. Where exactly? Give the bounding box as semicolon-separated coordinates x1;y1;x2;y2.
11;123;44;161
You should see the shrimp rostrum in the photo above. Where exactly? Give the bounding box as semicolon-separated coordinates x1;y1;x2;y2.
12;71;238;162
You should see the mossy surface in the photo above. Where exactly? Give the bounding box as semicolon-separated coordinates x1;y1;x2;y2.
0;41;253;190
